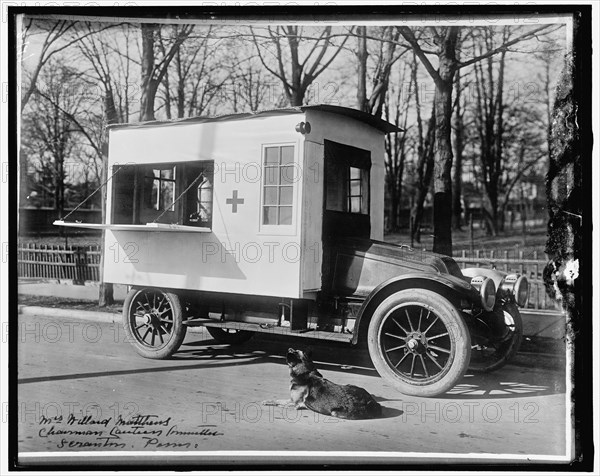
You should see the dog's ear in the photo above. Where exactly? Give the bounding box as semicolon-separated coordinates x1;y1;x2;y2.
303;347;313;361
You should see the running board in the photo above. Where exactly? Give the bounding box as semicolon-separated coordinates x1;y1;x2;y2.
184;319;354;343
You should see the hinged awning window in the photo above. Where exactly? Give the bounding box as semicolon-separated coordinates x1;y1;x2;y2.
53;221;211;233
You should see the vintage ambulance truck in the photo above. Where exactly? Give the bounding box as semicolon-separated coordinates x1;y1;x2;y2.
55;105;529;397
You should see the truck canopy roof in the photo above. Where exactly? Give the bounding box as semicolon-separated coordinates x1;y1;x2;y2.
106;104;403;134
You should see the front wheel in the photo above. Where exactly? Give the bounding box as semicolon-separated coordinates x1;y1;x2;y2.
123;288;187;359
367;289;471;397
469;301;523;373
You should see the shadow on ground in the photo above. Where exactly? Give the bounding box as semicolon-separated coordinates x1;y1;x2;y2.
20;330;565;401
177;332;565;400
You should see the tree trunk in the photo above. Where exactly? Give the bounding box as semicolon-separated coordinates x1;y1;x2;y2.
389;186;399;230
289;88;305;107
491;47;506;234
55;156;64;219
431;28;459;256
432;72;456;254
163;73;172;120
98;141;114;307
176;45;185;118
410;110;436;244
368;27;400;119
285;28;305;107
452;71;464;230
140;24;158;122
543;52;582;316
356;26;368;112
98;90;118;307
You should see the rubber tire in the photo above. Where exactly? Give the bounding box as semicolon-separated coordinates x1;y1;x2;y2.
123;287;187;359
367;289;471;398
469;301;523;373
206;327;255;345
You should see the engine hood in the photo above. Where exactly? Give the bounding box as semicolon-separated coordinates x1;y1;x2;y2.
328;237;467;297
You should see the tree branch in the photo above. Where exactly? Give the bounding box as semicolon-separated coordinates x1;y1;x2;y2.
458;25;553;69
398;26;443;87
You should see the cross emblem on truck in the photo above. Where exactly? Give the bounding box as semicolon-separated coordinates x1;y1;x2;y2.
226;190;245;213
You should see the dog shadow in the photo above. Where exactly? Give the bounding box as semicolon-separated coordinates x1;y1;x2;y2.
373;405;404;419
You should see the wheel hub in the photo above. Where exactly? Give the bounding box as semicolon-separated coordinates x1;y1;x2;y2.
144;310;161;328
406;332;427;354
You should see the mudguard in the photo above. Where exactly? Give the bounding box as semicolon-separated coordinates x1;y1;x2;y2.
351;273;481;345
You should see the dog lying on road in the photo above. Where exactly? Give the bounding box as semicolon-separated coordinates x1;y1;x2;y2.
262;348;382;420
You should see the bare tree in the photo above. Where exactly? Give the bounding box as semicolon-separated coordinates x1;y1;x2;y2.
356;26;408;118
21;61;90;217
20;19;113;111
469;27;510;235
226;55;273;113
407;50;436;245
251;26;351;106
451;68;467;230
139;23;194;121
399;24;555;255
383;62;412;230
157;26;229;119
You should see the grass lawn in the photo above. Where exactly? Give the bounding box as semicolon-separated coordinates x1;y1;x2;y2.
19;224;549;256
386;224;548;257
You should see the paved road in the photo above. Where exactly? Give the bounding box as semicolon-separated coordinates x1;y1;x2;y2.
16;312;570;466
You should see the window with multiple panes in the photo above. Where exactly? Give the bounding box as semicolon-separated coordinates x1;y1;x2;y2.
262;145;295;225
326;164;369;215
324;140;370;215
348;166;368;214
112;161;214;228
144;167;176;212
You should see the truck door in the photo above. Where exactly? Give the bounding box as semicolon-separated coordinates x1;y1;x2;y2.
321;140;371;291
323;139;371;241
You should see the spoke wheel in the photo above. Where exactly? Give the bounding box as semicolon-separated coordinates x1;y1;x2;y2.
368;289;471;397
469;301;523;373
206;327;255;345
123;288;187;359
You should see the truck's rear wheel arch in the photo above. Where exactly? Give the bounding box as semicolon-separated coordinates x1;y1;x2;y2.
352;278;466;346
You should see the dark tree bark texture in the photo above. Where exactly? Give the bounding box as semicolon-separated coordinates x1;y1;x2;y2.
431;28;458;256
543;52;581;317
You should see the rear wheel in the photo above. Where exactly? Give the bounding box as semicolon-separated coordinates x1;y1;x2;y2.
205;327;255;345
367;289;471;397
123;288;187;359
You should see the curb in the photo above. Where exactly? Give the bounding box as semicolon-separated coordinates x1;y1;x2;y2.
17;305;206;333
18;305;119;324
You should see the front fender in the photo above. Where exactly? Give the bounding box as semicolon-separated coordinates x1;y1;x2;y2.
351;273;480;345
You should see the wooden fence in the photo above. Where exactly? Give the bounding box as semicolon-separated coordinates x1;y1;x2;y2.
18;243;101;284
453;249;559;311
17;243;558;310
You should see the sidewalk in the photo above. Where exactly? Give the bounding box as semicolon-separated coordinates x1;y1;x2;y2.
18;281;129;302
